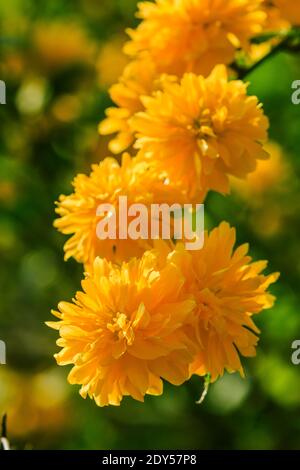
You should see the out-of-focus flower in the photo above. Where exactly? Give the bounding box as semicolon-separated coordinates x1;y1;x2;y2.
250;204;284;238
54;153;187;269
170;222;279;381
97;35;129;88
47;251;196;406
132;65;269;201
124;0;267;77
15;77;48;116
0;368;69;437
32;22;96;70
231;142;293;239
274;0;300;26
1;53;26;80
231;141;290;203
52;95;82;123
0;181;17;205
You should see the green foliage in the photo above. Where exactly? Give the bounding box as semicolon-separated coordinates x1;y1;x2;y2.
0;0;300;450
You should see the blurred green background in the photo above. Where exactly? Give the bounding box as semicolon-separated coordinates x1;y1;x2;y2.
0;0;300;450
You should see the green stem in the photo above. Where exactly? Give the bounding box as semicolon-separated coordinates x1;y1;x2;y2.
233;27;300;80
196;374;211;405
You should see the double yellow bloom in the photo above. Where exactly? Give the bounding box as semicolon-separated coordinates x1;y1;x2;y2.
48;224;278;406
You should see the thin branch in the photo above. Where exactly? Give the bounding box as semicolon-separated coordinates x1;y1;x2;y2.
232;27;300;80
1;415;10;451
233;38;289;80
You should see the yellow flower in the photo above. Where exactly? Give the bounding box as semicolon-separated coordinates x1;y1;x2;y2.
99;59;177;154
274;0;300;26
124;0;267;77
48;224;279;406
99;59;157;153
131;65;269;200
54;154;187;269
33;22;96;70
170;222;279;382
238;1;290;69
47;251;196;406
262;1;290;31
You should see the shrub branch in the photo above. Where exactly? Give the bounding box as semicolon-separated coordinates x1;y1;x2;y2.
232;27;300;79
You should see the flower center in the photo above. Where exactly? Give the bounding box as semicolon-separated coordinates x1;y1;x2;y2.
197;288;220;325
107;312;135;346
189;110;216;139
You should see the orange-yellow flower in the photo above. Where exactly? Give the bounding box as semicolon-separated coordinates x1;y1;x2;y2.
54;154;187;269
48;223;279;405
99;59;157;154
125;0;267;77
98;59;176;154
170;222;279;382
47;251;196;406
237;1;290;69
132;65;269;200
262;1;290;31
274;0;300;26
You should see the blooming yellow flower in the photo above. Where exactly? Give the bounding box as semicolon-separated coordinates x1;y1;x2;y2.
170;222;279;382
274;0;300;26
131;65;269;200
99;59;177;154
54;154;187;269
47;251;196;406
99;59;157;154
125;0;267;77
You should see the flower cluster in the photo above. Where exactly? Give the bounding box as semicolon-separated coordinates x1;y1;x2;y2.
50;0;284;407
48;223;278;405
